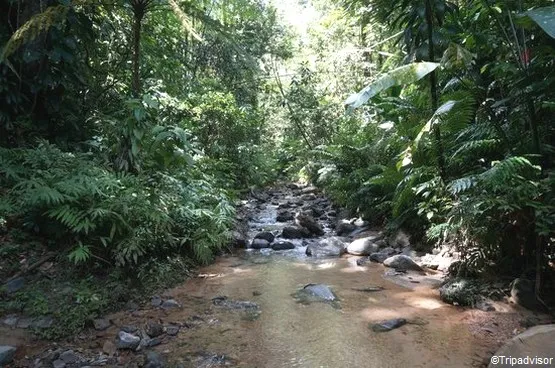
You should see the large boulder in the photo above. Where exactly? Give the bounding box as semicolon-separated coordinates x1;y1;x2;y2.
488;325;555;368
229;231;247;248
254;231;275;243
281;226;311;239
511;278;541;311
369;253;389;263
383;255;423;271
295;212;324;236
346;237;380;256
306;237;346;257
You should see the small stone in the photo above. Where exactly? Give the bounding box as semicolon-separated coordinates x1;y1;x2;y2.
52;359;66;368
116;331;141;350
145;322;164;338
5;277;25;294
254;231;275;243
142;337;162;348
0;346;17;366
2;315;19;327
370;318;407;332
271;241;295;250
103;340;117;356
93;318;111;331
166;325;180;336
151;296;162;307
59;350;79;364
144;351;165;368
121;325;139;333
161;299;180;309
250;238;271;249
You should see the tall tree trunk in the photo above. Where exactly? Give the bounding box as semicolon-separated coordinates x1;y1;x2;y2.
132;2;146;97
425;0;446;181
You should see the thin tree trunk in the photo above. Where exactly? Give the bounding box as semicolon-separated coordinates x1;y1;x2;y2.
132;2;145;97
425;0;446;181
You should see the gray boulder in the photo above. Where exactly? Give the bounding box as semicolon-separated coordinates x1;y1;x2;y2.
306;237;346;257
59;350;79;364
488;324;555;368
295;213;324;236
346;237;380;256
254;231;275;243
272;241;295;250
250;238;271;249
5;277;25;294
383;255;423;271
116;331;141;350
281;226;311;239
0;346;16;366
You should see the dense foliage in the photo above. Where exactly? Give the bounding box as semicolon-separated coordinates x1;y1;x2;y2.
270;0;554;297
0;0;289;268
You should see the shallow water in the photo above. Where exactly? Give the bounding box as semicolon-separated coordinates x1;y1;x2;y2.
152;189;491;367
162;252;489;367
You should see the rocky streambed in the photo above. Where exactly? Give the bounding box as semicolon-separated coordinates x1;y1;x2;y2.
1;183;552;368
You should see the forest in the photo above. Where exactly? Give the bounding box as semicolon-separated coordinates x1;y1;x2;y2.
0;0;554;366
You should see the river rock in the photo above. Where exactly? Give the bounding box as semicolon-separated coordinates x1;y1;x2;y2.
166;325;180;336
151;295;162;307
301;186;318;194
272;241;295;250
144;351;165;368
488;324;555;368
59;350;79;364
250;238;271;249
383;255;423;271
230;231;247;248
347;237;380;256
276;210;294;222
161;299;180;309
295;284;338;303
0;346;16;366
93;318;111;331
306;237;346;257
336;220;357;236
295;213;324;236
254;231;275;243
52;359;66;368
116;331;141;350
439;278;479;306
510;278;540;311
369;253;389;263
281;226;311;239
370;318;407;332
145;322;164;337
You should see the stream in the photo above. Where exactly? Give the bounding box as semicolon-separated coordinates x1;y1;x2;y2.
8;184;505;367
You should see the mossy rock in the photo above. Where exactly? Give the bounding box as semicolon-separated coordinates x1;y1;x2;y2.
439;278;481;306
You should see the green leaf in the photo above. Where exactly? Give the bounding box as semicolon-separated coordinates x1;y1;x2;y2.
345;62;440;109
524;6;555;39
